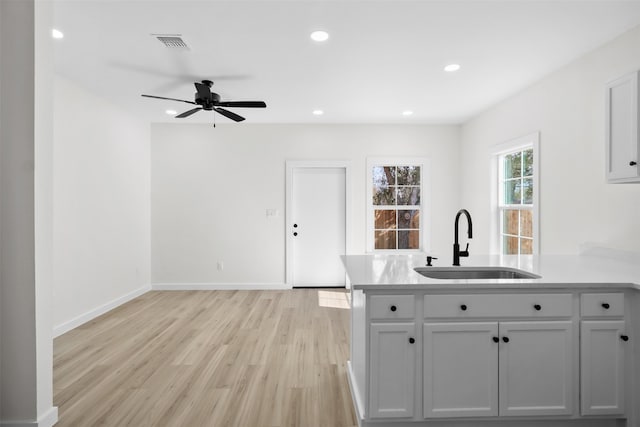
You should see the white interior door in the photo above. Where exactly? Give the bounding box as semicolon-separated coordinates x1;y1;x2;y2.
289;166;346;287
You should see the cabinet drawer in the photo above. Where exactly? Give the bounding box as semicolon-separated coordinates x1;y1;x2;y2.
370;295;415;319
581;293;625;317
424;294;573;318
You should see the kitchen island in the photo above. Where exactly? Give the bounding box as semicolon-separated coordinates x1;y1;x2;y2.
343;253;640;427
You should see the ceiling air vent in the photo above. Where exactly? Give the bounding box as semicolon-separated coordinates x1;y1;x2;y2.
154;35;190;50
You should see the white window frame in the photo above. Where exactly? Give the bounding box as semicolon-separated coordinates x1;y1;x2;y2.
366;157;431;253
490;133;540;255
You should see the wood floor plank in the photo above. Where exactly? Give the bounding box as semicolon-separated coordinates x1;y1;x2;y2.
54;289;357;427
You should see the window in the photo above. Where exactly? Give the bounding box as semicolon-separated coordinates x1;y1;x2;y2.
367;158;429;251
493;133;539;255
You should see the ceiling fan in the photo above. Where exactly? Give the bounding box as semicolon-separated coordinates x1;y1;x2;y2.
141;80;266;123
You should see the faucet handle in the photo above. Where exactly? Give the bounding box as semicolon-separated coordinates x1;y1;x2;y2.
459;243;470;257
426;256;438;266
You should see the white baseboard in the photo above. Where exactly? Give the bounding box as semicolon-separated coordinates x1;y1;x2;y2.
151;283;292;291
0;406;58;427
53;285;151;338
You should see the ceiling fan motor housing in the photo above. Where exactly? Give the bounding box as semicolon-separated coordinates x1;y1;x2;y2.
196;92;220;110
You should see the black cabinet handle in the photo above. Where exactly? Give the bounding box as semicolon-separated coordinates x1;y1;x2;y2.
293;232;298;236
502;337;510;343
492;336;499;343
602;303;610;309
390;305;397;312
293;223;298;228
621;335;629;342
460;304;467;311
630;161;637;166
534;304;542;311
409;337;415;344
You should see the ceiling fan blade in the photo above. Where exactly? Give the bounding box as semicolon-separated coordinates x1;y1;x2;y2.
141;94;197;105
216;101;267;108
175;107;203;118
194;82;212;100
214;107;245;122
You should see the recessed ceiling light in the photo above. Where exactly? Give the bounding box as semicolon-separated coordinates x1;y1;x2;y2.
166;109;177;115
51;29;64;39
313;110;324;116
402;111;413;116
310;30;329;42
444;64;461;72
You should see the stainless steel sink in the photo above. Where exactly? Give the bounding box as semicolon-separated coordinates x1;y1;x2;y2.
414;266;541;280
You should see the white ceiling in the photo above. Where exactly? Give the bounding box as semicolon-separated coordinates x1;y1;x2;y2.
53;0;640;125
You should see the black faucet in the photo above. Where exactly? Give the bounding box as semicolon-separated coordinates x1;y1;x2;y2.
453;209;473;266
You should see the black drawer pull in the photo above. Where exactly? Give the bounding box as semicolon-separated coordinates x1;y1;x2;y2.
621;335;629;342
602;303;610;309
460;304;467;311
533;304;541;311
390;305;397;312
502;336;510;343
409;337;415;344
492;336;499;343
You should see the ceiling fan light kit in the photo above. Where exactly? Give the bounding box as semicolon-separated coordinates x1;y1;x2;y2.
142;80;266;125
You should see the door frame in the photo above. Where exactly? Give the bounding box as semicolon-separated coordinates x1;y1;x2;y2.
285;160;352;287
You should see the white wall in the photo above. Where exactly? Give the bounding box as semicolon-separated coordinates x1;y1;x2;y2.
460;25;640;254
52;76;151;334
151;123;460;285
1;1;57;425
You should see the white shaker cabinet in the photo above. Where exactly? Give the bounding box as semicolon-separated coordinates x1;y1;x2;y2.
423;322;499;417
422;320;573;418
498;321;574;416
605;70;640;183
369;322;416;418
580;292;628;415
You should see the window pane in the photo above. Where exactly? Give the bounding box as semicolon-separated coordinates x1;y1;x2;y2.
398;210;420;229
503;210;519;235
375;230;396;249
397;166;420;185
503;236;519;255
520;210;533;238
398;230;419;249
373;186;396;205
503;180;521;205
521;238;533;254
397;187;420;205
522;178;533;204
374;210;396;229
373;166;395;186
523;149;533;177
504;152;522;179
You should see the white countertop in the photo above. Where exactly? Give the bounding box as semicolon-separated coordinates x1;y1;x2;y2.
341;253;640;291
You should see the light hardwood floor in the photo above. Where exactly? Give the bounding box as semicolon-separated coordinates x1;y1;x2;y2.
53;290;357;427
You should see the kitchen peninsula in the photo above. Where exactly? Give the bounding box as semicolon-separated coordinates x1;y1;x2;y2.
343;253;640;427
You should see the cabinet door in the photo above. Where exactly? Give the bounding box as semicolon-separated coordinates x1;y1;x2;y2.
369;322;416;418
606;70;639;182
423;322;498;418
581;321;626;415
499;321;574;416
